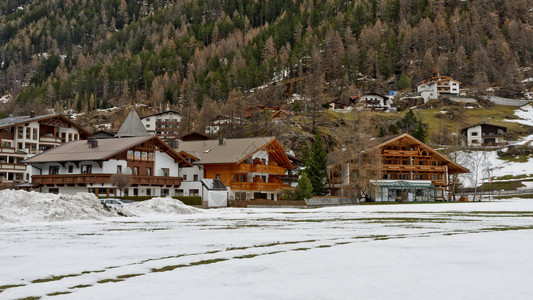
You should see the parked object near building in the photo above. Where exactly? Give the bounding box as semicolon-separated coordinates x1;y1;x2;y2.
0;113;91;184
24;136;191;197
460;123;507;147
175;137;293;203
326;133;468;201
140;110;181;140
417;76;460;103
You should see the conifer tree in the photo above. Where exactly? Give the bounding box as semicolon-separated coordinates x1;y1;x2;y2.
302;132;329;196
297;173;313;200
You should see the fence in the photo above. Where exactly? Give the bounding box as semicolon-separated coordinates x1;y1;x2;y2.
483;96;530;107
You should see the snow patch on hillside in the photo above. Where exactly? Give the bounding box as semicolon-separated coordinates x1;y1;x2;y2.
0;94;11;104
122;197;200;216
0;190;119;223
505;104;533;128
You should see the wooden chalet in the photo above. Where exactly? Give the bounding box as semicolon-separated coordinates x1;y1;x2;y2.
327;133;469;201
25;136;190;197
175;137;293;201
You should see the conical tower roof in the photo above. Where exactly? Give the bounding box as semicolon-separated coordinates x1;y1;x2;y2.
115;108;149;138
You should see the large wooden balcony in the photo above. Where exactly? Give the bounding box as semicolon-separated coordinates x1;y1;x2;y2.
230;181;290;191
382;164;447;172
31;174;183;186
234;163;286;175
382;150;424;157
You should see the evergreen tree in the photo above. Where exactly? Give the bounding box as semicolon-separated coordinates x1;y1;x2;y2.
297;173;313;200
397;73;411;90
303;132;329;196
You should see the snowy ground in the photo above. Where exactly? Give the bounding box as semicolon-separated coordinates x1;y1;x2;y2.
1;199;533;299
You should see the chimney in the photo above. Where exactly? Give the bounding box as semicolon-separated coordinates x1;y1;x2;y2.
218;137;225;145
87;137;98;148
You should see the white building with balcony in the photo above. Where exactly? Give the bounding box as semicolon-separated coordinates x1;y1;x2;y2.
417;76;460;103
0;114;91;184
25;136;190;197
140;110;182;140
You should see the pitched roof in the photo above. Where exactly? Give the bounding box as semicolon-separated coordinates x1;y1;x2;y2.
460;123;507;133
115;109;149;138
175;137;292;168
0;113;92;137
140;110;181;119
417;76;461;86
24;136;190;165
327;133;468;173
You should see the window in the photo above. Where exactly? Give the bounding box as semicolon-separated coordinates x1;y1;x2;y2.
189;189;199;196
183;174;188;181
471;132;478;136
26;127;31;139
240;174;246;182
432;175;440;180
49;188;59;194
49;166;59;175
74;134;78;140
17;143;22;149
175;189;184;196
147;167;152;176
400;174;408;179
146;118;150;121
32;128;38;140
117;165;122;174
81;165;92;174
193;174;199;181
61;132;66;143
234;174;239;182
161;189;169;196
133;167;139;175
402;160;408;165
146;124;150;128
162;168;169;177
68;133;73;141
419;161;424;165
17;127;23;139
68;165;74;173
133;188;138;196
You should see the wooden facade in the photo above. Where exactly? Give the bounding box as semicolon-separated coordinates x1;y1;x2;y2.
328;134;469;201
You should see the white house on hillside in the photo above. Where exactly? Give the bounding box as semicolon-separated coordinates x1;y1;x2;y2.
354;93;393;111
140;111;181;140
460;123;507;147
417;76;460;102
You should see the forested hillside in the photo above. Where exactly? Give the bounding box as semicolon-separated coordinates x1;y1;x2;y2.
1;0;532;117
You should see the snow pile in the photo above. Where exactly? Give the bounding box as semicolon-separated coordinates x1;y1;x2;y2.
122;197;200;216
0;190;120;223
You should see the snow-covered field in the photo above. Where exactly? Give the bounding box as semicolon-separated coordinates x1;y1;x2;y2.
1;197;533;299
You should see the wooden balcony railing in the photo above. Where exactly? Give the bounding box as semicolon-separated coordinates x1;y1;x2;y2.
382;150;422;157
234;163;286;175
230;181;290;191
382;164;447;172
31;174;183;186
